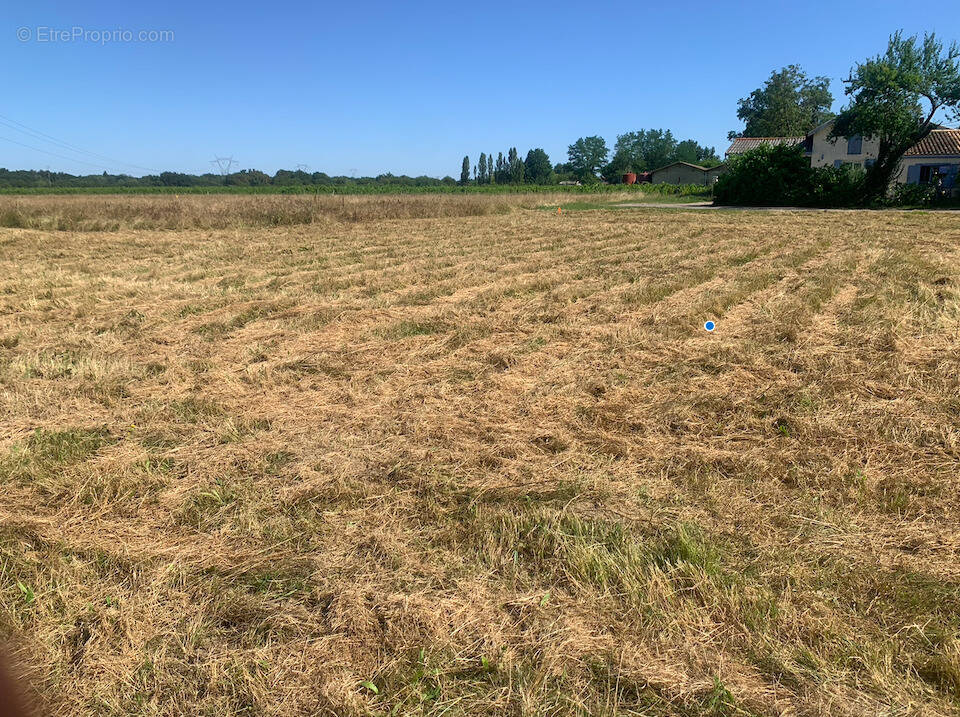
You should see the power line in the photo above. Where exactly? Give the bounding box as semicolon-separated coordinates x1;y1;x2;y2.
0;134;134;173
0;112;161;174
0;113;159;172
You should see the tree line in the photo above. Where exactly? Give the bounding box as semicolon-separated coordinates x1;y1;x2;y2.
459;131;720;186
459;148;553;186
0;168;464;189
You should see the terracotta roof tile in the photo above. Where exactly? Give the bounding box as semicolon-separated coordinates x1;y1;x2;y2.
905;129;960;156
725;137;805;155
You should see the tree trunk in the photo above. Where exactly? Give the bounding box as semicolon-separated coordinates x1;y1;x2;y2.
862;127;933;204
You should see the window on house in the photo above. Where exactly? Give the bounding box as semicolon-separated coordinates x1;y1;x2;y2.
865;159;875;169
847;136;863;155
834;159;844;169
919;166;934;184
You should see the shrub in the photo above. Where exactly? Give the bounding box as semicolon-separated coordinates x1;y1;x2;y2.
714;144;814;206
715;144;878;208
888;182;937;207
807;165;866;207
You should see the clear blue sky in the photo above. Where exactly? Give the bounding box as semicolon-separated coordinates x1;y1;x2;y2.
2;1;957;178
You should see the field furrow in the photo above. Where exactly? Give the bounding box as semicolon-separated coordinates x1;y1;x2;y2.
1;201;959;716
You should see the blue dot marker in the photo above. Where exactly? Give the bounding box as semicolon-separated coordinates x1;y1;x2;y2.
704;321;716;332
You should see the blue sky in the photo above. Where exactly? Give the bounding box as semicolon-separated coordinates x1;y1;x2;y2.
2;1;957;177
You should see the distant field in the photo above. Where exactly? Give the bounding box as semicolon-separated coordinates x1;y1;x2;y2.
0;191;702;232
0;183;713;199
1;197;958;715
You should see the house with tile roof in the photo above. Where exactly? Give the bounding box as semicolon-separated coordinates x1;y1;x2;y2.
725;122;960;196
894;130;960;195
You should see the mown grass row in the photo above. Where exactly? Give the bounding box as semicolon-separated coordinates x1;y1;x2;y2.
1;206;958;715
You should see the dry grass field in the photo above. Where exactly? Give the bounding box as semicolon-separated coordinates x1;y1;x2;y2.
0;195;958;716
0;192;681;233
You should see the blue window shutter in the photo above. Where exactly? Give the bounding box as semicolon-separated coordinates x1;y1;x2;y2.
906;165;921;184
945;165;959;188
834;160;843;169
847;136;862;155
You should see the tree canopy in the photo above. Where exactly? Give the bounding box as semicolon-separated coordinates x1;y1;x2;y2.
674;139;720;167
567;136;609;180
508;147;525;184
523;149;553;184
604;130;719;177
832;32;960;201
731;65;835;139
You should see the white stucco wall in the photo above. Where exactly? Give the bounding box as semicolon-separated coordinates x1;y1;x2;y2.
808;123;879;169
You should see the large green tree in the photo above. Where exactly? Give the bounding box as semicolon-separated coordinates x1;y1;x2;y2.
605;130;719;179
460;155;470;186
524;148;553;184
508;147;525;183
731;65;835;139
494;152;506;184
607;132;640;175
832;31;960;202
674;139;720;166
607;130;674;174
567;136;608;180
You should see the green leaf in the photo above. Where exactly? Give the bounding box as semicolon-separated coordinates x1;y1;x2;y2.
360;680;379;695
16;581;35;604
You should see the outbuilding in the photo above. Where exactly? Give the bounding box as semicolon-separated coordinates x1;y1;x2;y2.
649;161;725;186
704;165;726;184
